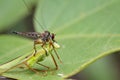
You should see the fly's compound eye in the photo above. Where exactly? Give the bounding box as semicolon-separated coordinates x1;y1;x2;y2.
51;33;56;41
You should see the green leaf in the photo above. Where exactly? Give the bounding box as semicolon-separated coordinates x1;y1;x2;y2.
0;0;120;80
0;0;37;31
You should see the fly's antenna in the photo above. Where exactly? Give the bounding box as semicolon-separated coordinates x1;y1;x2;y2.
22;0;45;31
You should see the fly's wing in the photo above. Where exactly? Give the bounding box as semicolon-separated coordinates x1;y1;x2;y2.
13;31;42;40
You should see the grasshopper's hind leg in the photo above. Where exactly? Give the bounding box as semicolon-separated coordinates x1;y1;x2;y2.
24;63;39;74
0;63;23;74
50;42;62;63
37;62;50;69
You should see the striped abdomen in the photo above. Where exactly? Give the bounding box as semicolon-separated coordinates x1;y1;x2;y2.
13;31;41;39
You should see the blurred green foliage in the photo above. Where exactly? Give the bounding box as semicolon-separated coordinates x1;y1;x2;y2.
0;0;120;80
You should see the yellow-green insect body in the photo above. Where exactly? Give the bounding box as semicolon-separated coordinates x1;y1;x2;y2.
26;50;46;67
0;42;60;74
26;43;55;67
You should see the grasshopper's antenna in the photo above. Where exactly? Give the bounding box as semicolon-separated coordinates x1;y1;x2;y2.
22;0;45;31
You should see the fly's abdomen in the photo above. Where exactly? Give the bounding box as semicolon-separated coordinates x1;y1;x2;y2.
13;31;41;39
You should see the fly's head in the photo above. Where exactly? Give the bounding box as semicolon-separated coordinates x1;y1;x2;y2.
42;31;56;43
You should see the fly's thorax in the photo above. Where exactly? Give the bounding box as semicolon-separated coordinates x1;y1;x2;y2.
40;30;55;43
35;38;43;44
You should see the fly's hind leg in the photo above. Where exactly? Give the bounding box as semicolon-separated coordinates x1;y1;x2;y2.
41;43;48;56
33;41;37;56
49;51;58;70
50;42;62;64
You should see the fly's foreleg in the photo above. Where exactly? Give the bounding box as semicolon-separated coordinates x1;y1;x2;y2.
34;40;48;56
49;51;58;70
33;41;37;56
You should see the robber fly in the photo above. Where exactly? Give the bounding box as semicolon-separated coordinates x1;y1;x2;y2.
0;0;62;74
13;31;56;55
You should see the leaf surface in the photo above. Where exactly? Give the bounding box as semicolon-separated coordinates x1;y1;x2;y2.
0;0;120;80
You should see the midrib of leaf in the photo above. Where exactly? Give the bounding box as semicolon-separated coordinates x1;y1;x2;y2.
44;1;70;29
57;34;120;40
53;0;118;33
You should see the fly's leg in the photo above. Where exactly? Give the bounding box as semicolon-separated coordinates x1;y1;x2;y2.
36;62;50;73
33;40;42;56
37;62;50;69
41;43;48;56
33;41;37;56
33;40;48;56
50;42;62;64
49;51;58;70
